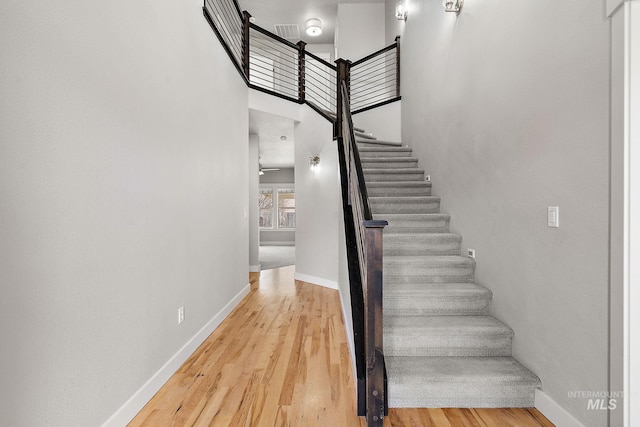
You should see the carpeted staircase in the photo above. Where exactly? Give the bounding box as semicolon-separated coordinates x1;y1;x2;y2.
355;127;541;408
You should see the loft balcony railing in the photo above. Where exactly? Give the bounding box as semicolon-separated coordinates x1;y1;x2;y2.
203;0;399;122
203;1;396;425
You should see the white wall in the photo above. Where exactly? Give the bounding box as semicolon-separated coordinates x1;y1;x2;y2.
294;107;342;288
336;3;386;59
0;1;249;426
399;0;609;425
353;101;402;142
249;135;260;270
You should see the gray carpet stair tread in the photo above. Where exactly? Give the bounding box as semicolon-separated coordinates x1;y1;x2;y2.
358;147;412;156
384;255;476;283
384;233;461;256
355;131;376;140
357;139;403;147
384;282;492;315
384;315;513;356
386;356;541;407
384;315;513;335
385;282;492;298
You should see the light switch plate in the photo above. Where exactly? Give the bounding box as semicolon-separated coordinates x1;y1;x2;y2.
548;206;559;228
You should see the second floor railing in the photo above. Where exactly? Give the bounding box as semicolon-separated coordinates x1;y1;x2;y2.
203;2;393;425
203;0;399;123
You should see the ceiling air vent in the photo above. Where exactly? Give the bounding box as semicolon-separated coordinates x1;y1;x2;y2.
274;24;300;40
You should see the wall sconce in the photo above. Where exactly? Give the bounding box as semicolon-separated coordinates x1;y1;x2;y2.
305;18;323;37
443;0;463;13
309;156;320;170
395;2;407;21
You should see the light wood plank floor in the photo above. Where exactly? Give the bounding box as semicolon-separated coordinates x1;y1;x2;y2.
129;266;554;427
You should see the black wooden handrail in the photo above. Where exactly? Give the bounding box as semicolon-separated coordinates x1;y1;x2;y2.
338;81;387;426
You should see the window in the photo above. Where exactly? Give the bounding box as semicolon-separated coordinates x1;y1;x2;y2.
259;186;295;229
259;189;273;228
277;189;295;228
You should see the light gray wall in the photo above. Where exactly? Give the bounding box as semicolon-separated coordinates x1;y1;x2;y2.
336;3;386;59
294;106;341;285
259;167;295;183
249;135;260;269
398;0;609;425
0;1;249;426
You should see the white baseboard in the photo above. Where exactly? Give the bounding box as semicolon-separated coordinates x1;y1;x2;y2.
249;265;261;272
294;272;338;290
101;283;251;427
535;389;585;427
260;241;294;246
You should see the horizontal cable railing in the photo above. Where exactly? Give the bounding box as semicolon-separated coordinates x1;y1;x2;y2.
303;50;338;120
248;24;300;103
337;79;387;427
203;0;244;78
202;0;400;123
349;37;401;115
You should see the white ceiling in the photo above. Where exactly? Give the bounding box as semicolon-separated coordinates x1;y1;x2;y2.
249;109;296;168
238;0;384;45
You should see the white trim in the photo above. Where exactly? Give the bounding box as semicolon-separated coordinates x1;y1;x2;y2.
535;389;585;427
259;241;295;246
293;272;339;290
249;265;261;272
100;283;251;427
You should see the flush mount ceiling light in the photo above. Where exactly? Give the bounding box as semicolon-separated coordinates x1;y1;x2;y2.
395;2;407;21
305;18;323;37
443;0;464;13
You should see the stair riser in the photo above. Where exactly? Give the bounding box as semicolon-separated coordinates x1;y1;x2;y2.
384;334;512;357
384;224;449;233
358;149;412;158
372;202;440;214
365;172;425;182
375;214;451;233
384;265;475;283
388;385;536;408
362;160;419;169
358;141;402;148
384;239;461;256
384;296;491;316
368;186;432;197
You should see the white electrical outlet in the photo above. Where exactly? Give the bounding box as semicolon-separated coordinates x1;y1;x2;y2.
547;206;559;228
178;306;185;324
467;248;476;259
425;175;431;182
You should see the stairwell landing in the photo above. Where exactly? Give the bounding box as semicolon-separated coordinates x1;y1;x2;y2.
355;126;541;408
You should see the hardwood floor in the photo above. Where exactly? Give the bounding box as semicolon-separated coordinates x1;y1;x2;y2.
129;266;554;427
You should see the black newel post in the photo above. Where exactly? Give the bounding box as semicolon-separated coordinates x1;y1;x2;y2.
297;41;307;103
242;11;251;79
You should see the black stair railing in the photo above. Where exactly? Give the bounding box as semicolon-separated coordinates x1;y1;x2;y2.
202;0;399;123
203;2;393;424
337;80;388;426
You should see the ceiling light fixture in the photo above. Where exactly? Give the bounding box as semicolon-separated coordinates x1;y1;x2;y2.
395;2;407;21
443;0;464;14
305;18;323;37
